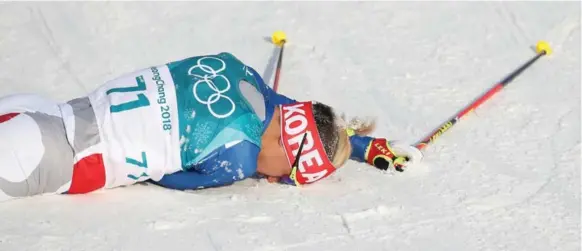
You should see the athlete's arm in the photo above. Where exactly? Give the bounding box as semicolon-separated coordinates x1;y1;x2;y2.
151;141;259;190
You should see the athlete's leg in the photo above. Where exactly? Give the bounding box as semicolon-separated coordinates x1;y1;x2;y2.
0;94;74;202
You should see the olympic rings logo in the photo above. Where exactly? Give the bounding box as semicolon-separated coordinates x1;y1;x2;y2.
188;57;235;119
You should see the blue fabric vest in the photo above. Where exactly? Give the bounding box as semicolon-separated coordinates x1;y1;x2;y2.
167;52;263;168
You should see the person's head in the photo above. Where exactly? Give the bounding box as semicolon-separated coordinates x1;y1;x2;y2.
257;101;375;185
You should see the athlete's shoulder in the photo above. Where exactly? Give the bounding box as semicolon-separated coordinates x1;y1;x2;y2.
169;52;243;63
215;52;240;61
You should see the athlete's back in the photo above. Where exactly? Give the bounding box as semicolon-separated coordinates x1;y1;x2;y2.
85;52;265;188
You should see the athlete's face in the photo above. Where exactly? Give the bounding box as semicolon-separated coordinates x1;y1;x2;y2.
257;108;291;181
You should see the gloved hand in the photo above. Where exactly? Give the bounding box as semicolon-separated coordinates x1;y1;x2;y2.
364;138;423;172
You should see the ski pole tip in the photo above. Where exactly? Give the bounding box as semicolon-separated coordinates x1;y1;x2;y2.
535;40;552;56
271;30;287;47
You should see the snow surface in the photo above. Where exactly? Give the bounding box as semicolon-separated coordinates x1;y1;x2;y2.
0;1;580;251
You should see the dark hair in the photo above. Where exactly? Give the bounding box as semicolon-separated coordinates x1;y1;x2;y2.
311;101;376;168
312;102;340;161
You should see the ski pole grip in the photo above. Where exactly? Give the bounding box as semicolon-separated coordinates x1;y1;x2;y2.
394;156;408;172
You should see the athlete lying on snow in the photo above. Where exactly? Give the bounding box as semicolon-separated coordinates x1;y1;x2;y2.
0;52;422;202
